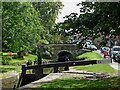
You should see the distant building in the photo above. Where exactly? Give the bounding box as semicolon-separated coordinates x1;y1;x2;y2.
93;35;120;47
69;33;120;48
109;35;120;46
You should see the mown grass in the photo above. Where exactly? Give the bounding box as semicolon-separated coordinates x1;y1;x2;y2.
2;52;37;64
1;52;37;74
76;52;103;60
9;54;38;65
36;52;118;89
3;52;17;56
1;52;51;74
37;77;120;89
74;52;115;73
2;53;42;65
2;52;49;65
0;65;21;73
74;64;115;73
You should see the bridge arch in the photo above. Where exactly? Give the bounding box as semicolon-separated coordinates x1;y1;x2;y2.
50;44;90;61
57;50;73;62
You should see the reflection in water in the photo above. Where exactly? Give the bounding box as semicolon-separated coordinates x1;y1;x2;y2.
2;78;19;88
43;67;64;74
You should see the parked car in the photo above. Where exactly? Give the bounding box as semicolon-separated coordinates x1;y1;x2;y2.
112;46;120;54
113;53;120;63
83;41;91;48
100;47;110;55
89;45;97;51
112;46;120;63
84;44;97;51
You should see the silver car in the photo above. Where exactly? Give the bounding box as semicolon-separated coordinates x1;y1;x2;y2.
112;46;120;63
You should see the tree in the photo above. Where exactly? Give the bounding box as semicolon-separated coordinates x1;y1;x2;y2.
55;2;120;46
2;2;44;53
32;1;64;42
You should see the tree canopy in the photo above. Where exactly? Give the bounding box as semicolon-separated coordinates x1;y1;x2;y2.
55;2;120;46
32;2;64;42
2;1;64;53
2;2;44;52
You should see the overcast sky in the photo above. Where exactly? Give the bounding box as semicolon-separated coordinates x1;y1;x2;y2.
55;0;85;23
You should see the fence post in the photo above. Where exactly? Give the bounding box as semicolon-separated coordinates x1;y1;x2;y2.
54;66;58;73
22;65;26;79
35;66;43;80
64;57;69;71
37;53;42;65
64;63;69;71
17;65;26;88
64;66;69;71
93;72;96;79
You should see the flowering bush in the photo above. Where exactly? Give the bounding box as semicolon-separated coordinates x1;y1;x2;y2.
8;51;14;56
26;54;29;56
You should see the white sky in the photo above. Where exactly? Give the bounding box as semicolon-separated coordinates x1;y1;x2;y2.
55;0;85;23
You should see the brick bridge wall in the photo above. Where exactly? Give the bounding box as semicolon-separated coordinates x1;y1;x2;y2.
49;44;90;61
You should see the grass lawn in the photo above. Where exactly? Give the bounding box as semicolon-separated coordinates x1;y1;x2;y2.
3;52;17;56
74;64;116;73
2;52;49;65
0;65;21;74
1;52;51;74
75;52;116;73
37;77;120;89
9;54;38;65
37;52;118;89
2;52;36;64
76;52;103;60
1;52;37;74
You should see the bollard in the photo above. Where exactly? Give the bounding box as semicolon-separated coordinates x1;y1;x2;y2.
54;66;58;73
93;72;96;79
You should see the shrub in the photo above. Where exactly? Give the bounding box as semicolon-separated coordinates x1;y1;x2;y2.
42;46;54;59
39;39;49;45
12;55;24;60
2;56;12;65
42;51;52;59
27;59;32;66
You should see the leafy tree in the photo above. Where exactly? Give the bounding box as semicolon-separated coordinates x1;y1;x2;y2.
55;2;120;46
2;2;44;53
32;1;64;42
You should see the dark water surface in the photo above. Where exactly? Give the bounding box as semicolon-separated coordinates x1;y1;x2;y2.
2;67;64;88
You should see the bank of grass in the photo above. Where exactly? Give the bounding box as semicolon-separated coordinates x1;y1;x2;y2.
74;64;115;73
0;65;21;74
2;52;37;64
9;54;38;65
1;52;50;74
75;52;115;73
76;52;103;60
37;77;120;89
2;52;49;65
37;52;117;89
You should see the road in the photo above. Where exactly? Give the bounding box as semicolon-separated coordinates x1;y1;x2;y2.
93;50;120;76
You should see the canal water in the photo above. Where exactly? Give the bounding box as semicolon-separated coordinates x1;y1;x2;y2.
1;67;64;89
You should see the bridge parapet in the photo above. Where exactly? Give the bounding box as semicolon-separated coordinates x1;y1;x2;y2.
49;44;90;61
50;44;77;50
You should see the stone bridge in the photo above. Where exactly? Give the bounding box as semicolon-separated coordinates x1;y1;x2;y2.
49;44;90;61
